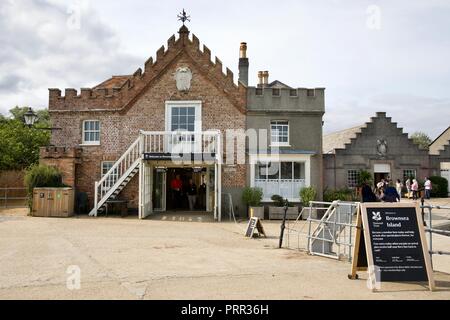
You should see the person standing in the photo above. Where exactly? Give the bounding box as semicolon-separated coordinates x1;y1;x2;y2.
382;181;400;203
405;178;412;199
170;174;183;210
424;177;432;200
396;179;403;200
411;179;419;200
187;179;198;211
361;182;377;203
198;179;207;210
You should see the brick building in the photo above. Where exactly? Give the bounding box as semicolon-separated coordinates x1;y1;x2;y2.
41;24;326;220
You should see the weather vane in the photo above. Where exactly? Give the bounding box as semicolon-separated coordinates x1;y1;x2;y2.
177;9;191;25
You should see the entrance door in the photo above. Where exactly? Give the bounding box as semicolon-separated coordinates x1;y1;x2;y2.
373;164;391;185
153;168;166;212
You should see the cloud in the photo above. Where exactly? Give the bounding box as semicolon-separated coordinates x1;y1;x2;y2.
324;93;450;138
0;0;141;113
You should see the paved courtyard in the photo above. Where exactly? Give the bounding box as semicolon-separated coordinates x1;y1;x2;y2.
0;206;449;300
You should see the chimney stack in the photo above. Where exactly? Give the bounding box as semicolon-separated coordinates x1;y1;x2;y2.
258;71;264;87
238;42;249;86
263;71;269;86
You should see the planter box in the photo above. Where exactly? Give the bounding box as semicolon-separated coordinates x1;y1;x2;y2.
249;206;264;220
32;188;74;218
269;206;299;220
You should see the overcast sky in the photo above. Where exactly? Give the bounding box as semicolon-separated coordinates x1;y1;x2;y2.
1;0;449;138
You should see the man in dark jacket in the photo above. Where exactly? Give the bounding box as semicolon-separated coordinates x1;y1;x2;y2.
382;181;400;203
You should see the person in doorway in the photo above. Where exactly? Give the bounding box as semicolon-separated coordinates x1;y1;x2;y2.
396;179;403;200
187;179;198;211
405;178;412;199
170;174;183;210
376;179;386;198
411;179;419;200
424;177;432;200
198;178;207;210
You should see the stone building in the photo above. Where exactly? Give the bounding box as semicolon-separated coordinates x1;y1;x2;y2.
40;24;325;220
323;112;431;189
429;127;450;195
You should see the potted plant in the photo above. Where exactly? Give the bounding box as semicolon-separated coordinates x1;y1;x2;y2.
269;195;299;220
300;186;317;219
25;164;74;217
242;187;264;219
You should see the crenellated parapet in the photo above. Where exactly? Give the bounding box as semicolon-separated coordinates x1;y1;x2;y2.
40;146;82;159
49;25;246;114
247;87;325;113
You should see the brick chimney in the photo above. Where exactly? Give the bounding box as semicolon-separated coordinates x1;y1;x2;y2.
263;71;269;86
258;71;264;88
238;42;249;86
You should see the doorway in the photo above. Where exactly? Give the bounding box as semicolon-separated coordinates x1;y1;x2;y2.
373;163;391;186
165;167;208;212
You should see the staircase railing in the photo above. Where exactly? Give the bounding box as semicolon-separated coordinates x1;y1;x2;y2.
90;136;141;216
89;131;221;216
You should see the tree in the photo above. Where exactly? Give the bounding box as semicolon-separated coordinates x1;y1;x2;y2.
0;107;51;171
410;131;432;150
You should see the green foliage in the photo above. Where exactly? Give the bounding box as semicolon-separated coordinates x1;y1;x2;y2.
0;107;50;170
357;170;373;186
323;187;357;202
24;164;66;209
242;187;263;207
429;176;448;198
270;195;285;207
300;187;316;207
410;131;432;150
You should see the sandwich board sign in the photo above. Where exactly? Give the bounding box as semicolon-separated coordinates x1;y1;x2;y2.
349;203;435;291
245;217;267;238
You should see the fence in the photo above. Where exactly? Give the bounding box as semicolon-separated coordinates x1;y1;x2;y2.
0;187;28;208
420;201;450;267
284;200;450;269
284;201;359;261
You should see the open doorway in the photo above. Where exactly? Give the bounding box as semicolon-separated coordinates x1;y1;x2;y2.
166;168;208;211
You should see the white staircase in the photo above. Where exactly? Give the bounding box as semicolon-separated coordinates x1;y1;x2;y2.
89;137;142;217
88;130;221;217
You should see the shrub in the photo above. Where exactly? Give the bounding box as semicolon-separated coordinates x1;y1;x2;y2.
242;187;263;207
429;176;449;198
271;195;285;207
300;187;316;207
323;187;357;202
24;164;65;209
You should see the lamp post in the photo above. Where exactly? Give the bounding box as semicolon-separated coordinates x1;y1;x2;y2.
23;107;60;131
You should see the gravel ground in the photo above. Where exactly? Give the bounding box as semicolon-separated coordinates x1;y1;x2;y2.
0;206;449;300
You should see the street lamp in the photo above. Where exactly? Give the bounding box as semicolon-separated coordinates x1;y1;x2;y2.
23;107;61;131
24;107;39;128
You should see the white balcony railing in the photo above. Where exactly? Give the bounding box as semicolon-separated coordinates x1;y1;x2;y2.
141;130;219;155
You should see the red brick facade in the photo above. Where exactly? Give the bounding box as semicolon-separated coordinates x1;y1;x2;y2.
45;26;247;208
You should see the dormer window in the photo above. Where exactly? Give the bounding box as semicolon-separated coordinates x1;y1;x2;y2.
289;89;298;97
255;88;263;96
272;88;280;97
